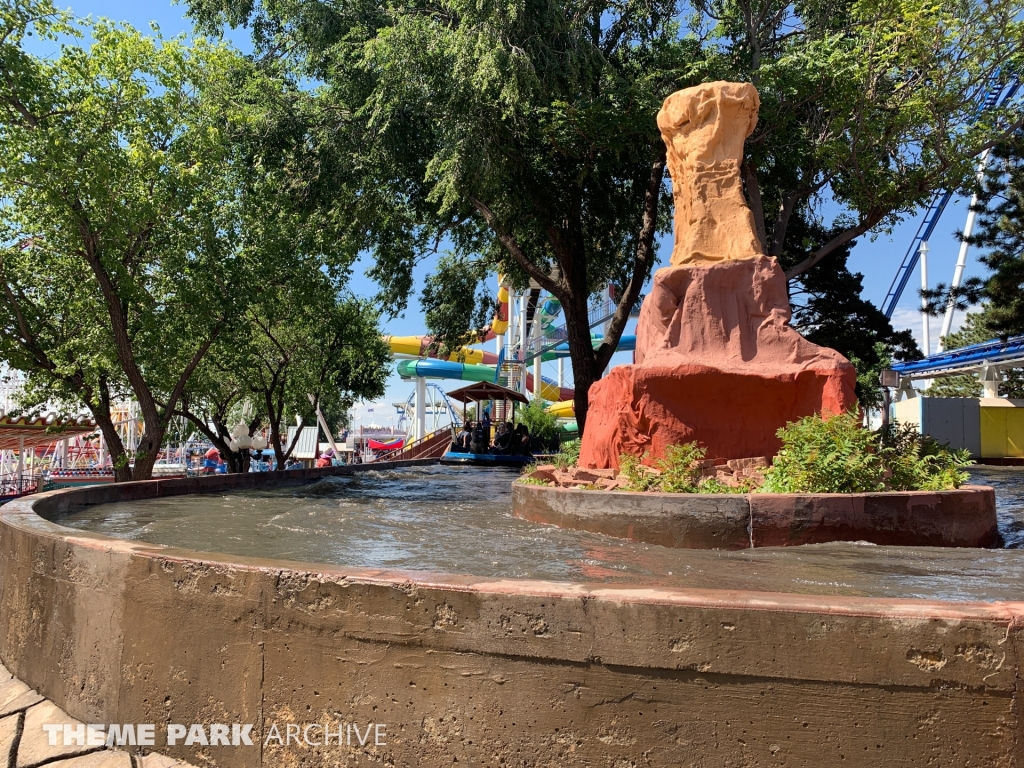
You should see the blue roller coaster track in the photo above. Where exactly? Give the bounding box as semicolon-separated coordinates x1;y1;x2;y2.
881;77;1021;320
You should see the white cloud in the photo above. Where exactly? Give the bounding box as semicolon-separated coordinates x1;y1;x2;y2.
889;306;973;356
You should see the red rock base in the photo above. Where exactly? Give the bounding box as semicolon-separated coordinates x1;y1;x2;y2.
580;364;851;469
579;257;857;470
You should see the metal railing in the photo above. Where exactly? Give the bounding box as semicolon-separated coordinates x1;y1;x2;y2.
373;428;454;462
518;293;644;364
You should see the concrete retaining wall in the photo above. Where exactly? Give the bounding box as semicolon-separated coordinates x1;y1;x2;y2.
513;482;1000;549
0;465;1021;766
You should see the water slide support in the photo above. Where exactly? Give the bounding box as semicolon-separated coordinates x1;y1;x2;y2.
533;318;543;399
308;393;341;455
518;294;528;394
506;287;515;387
415;375;426;442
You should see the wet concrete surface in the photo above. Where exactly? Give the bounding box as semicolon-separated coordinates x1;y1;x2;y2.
55;464;1024;602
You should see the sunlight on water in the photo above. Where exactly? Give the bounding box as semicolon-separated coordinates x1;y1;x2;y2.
54;465;1024;603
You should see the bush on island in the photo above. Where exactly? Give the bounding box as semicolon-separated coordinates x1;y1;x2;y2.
520;412;972;494
761;412;972;493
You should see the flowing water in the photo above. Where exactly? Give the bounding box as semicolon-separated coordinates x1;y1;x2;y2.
54;465;1024;603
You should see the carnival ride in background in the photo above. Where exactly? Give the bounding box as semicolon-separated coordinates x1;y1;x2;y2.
882;76;1021;359
386;277;642;441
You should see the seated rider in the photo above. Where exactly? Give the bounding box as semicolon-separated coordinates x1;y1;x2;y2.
492;422;513;454
511;424;532;456
456;422;473;451
470;421;487;454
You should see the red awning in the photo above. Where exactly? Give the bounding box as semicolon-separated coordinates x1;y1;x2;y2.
368;438;404;451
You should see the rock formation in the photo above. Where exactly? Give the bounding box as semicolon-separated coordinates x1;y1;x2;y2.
578;81;857;469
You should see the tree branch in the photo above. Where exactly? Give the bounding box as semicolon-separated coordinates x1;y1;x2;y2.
595;152;666;370
784;211;885;279
470;197;561;295
742;160;767;252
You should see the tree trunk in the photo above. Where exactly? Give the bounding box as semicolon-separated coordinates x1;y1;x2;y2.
89;408;132;483
181;411;258;474
561;287;601;436
131;426;164;481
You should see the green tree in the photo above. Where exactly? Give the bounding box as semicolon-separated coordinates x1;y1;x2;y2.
927;132;1024;338
186;0;698;434
788;215;921;408
708;0;1024;281
247;289;390;467
0;4;259;479
175;287;390;471
186;0;1024;435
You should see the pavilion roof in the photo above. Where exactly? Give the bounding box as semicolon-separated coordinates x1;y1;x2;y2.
0;413;97;451
445;382;529;404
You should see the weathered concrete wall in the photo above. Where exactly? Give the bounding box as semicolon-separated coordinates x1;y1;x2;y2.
513;482;1000;549
0;465;1021;766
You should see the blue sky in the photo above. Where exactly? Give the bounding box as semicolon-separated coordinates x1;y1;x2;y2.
32;0;989;428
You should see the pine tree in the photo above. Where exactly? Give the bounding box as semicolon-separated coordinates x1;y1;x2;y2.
929;132;1024;337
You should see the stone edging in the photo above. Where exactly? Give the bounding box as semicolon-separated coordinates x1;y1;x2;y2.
0;661;195;768
511;481;1000;548
0;460;1022;766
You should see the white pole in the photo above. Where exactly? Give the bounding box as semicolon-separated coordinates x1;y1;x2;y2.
557;358;564;389
505;288;515;389
307;394;340;455
519;294;528;394
938;149;993;351
17;436;23;493
533;317;543;399
415;375;426;442
920;241;930;356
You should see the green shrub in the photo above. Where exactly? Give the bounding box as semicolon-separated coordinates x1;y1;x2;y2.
761;411;883;493
518;475;552;486
515;399;559;442
878;421;973;491
619;453;662;491
553;438;581;470
619;443;709;493
761;412;972;493
698;476;755;494
657;443;706;493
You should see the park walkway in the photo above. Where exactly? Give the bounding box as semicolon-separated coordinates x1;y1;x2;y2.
0;663;195;768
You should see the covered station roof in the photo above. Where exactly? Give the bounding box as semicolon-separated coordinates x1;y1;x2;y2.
0;414;97;451
446;382;529;404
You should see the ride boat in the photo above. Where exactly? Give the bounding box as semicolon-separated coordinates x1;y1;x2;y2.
440;451;534;468
439;382;535;467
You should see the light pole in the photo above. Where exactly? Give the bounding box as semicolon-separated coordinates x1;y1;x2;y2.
228;423;261;470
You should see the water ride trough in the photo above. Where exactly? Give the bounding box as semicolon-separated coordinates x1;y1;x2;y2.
440;381;533;467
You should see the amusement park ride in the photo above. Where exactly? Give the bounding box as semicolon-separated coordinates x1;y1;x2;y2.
0;75;1020;485
385;75;1024;460
883;76;1022;359
388;279;642;443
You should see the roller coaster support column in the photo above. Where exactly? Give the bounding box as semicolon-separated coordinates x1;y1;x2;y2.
533;318;543;399
981;364;1002;399
939;149;993;351
415;376;426;442
920;241;930;356
519;294;528;394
